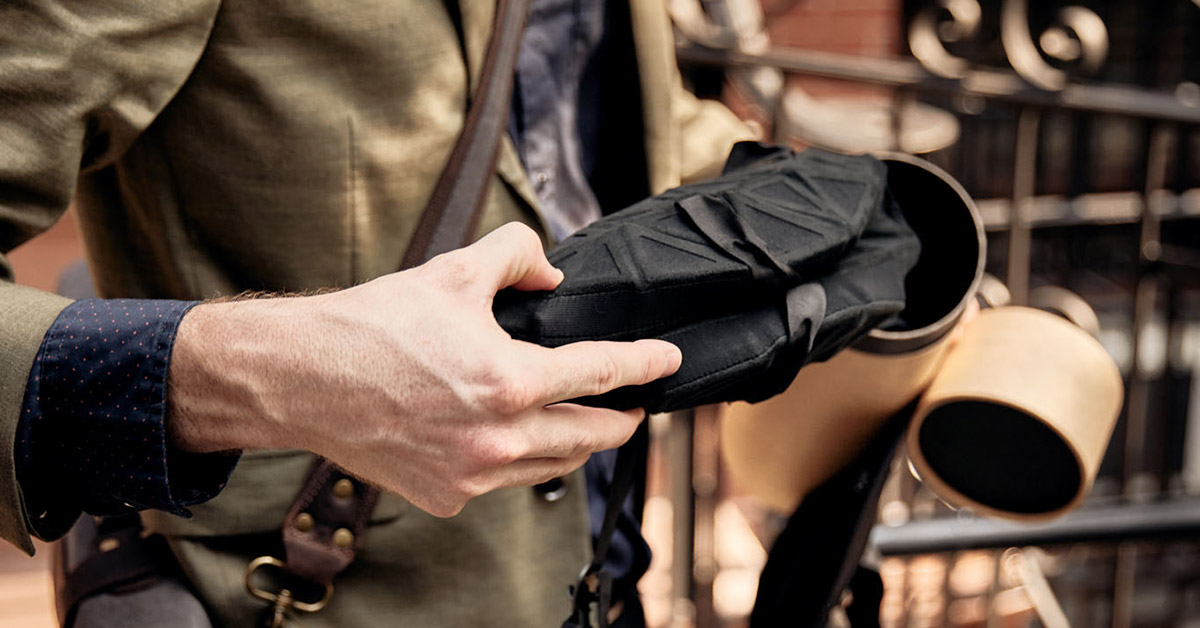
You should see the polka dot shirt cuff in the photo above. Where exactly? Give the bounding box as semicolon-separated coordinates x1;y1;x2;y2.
16;299;241;528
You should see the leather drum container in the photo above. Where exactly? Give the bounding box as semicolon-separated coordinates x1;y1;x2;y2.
720;153;985;513
907;306;1123;521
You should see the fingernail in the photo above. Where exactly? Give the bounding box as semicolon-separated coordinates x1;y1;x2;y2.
662;344;682;376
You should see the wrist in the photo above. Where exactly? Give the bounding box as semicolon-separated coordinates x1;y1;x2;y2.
167;298;305;453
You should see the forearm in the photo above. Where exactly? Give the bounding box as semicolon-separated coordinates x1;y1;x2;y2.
167;290;406;458
168;297;304;454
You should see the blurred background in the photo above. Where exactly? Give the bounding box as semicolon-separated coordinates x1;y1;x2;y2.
651;0;1200;627
4;1;1200;626
2;212;78;628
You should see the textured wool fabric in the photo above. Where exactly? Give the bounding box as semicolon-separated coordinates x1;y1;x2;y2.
495;143;921;412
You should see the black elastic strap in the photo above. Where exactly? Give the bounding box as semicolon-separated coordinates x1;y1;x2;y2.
679;192;825;358
677;193;798;284
564;426;644;628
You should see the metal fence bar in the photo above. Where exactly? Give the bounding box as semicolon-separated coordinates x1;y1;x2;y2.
870;497;1200;555
676;45;1200;124
1007;108;1041;305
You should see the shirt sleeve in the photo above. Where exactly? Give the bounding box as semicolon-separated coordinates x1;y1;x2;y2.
0;0;221;554
15;299;240;539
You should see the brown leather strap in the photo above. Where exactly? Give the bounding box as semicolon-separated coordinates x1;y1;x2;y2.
276;0;532;594
401;0;533;269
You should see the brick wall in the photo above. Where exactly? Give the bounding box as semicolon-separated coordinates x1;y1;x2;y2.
722;0;902;134
8;208;85;294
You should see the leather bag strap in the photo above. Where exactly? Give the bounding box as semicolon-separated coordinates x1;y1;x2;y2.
401;0;533;269
269;0;532;599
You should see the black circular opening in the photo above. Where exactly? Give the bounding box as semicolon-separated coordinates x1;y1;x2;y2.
884;161;981;331
918;400;1081;515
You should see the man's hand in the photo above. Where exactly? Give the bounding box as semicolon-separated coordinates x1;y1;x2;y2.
168;223;682;516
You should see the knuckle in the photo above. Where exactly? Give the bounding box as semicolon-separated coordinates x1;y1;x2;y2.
643;349;662;383
478;373;534;416
570;433;599;458
429;254;476;290
452;475;488;500
589;352;621;393
565;455;591;475
501;221;540;246
471;432;521;466
427;496;466;518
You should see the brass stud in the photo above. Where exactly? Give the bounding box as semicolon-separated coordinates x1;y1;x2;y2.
294;512;315;533
333;478;354;499
98;537;121;552
332;528;354;549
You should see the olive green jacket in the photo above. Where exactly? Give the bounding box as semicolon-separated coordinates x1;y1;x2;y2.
0;0;749;624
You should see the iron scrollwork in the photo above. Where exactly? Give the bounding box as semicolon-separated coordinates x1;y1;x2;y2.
910;0;1109;91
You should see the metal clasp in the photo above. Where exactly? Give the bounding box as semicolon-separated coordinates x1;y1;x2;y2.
245;556;333;628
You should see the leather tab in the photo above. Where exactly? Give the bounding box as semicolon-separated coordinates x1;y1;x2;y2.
281;462;378;585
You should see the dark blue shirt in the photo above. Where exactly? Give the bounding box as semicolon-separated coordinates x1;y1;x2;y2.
16;299;237;537
508;0;607;241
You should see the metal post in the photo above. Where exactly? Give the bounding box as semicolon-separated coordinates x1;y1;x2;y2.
691;407;720;628
1123;123;1175;494
1113;121;1174;628
668;409;697;627
1007;108;1041;306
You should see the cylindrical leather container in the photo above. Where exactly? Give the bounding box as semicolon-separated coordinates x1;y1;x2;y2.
906;306;1123;521
721;153;986;512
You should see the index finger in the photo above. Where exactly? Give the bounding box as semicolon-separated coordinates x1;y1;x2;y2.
527;338;682;405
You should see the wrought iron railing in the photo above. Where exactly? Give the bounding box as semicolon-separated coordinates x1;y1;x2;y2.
662;1;1200;626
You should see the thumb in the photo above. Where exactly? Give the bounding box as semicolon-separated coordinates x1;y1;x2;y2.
470;222;564;293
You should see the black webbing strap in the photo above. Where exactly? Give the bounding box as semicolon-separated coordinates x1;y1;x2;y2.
563;426;644;628
845;566;884;628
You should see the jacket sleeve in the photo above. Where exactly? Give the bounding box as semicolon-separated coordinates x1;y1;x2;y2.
0;0;220;555
673;84;760;184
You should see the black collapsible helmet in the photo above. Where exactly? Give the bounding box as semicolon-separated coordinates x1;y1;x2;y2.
495;142;921;412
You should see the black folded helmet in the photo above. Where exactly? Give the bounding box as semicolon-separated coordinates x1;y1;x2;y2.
494;142;921;413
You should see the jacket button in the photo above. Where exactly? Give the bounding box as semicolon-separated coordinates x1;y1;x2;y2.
534;477;568;502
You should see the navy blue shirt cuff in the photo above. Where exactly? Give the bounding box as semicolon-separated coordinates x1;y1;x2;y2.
16;299;240;534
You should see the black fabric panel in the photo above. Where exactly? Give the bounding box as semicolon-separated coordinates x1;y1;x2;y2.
750;402;915;628
494;143;920;413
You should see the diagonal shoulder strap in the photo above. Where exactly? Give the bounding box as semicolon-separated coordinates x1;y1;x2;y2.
259;1;533;618
402;0;533;268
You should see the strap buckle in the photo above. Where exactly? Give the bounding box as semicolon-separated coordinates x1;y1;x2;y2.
245;556;333;627
565;563;614;628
